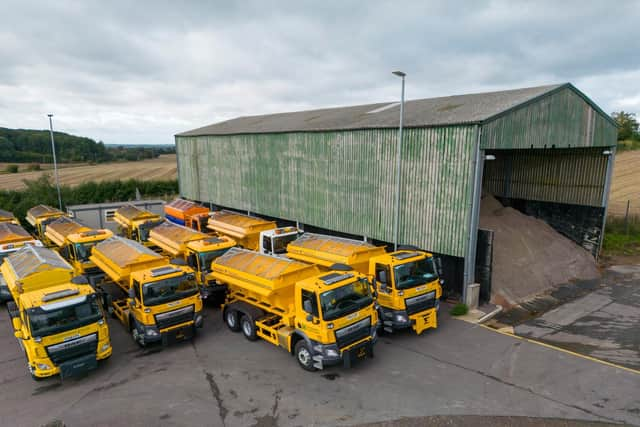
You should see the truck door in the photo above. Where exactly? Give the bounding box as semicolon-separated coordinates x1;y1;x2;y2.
298;289;321;339
375;263;393;307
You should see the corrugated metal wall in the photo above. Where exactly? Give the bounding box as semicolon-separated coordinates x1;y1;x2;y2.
481;87;617;150
177;126;477;258
482;148;608;207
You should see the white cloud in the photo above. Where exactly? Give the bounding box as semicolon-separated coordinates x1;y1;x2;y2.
0;0;637;144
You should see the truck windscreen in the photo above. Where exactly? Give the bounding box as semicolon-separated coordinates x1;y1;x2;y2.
74;242;98;262
394;258;438;290
142;275;198;306
27;294;102;338
319;278;373;321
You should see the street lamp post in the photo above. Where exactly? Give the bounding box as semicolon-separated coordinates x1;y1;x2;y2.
47;114;63;211
392;71;406;251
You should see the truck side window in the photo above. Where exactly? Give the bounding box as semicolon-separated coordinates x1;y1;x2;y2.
301;289;319;317
133;280;141;300
376;264;390;286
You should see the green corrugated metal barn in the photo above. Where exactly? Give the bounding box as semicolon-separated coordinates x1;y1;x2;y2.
175;83;617;295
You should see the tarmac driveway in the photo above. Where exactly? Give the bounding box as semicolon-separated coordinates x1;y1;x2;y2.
515;264;640;371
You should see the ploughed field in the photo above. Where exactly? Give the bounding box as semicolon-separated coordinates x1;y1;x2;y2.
609;150;640;218
0;155;177;190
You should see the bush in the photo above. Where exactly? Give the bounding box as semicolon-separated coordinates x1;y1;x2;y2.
450;303;469;316
5;164;19;173
26;163;41;171
0;175;178;226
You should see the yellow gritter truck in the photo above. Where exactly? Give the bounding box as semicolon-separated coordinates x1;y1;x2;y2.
26;205;67;245
211;247;378;371
207;210;300;254
148;221;235;301
113;204;164;249
2;245;111;379
287;234;442;335
44;217;113;283
0;208;20;225
90;236;203;346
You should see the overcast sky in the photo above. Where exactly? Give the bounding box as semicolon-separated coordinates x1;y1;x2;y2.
1;1;638;145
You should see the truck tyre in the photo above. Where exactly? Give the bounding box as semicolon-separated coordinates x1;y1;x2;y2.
130;318;144;347
240;315;258;341
224;309;241;332
294;341;317;372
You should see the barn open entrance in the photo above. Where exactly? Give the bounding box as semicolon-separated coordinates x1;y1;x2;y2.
475;148;608;307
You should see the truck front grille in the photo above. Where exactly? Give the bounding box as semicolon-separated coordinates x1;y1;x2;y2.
46;333;98;365
155;305;194;330
334;317;371;349
405;291;437;315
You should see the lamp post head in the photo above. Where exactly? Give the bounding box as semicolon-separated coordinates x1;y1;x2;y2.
47;114;53;118
392;71;406;78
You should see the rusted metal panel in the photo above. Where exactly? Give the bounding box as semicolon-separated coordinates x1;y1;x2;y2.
176;126;477;258
483;148;608;207
481;87;617;150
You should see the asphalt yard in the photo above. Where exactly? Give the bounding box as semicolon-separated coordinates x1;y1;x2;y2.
0;303;638;427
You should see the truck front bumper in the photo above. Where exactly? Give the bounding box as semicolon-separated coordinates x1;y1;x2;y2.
380;302;439;334
310;327;377;370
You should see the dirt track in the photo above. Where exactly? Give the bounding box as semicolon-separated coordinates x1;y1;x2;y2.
609;150;640;217
0;155;177;190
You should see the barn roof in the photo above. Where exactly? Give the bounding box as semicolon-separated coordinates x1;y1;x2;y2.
177;83;615;137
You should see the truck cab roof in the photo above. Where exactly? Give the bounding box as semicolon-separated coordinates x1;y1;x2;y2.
187;235;235;253
19;283;95;310
298;270;368;293
130;264;193;284
67;229;114;244
371;250;432;267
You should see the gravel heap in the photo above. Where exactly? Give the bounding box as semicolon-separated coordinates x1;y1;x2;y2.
479;194;600;307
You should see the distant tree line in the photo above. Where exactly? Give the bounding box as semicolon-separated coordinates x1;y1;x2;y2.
0;127;175;163
0;175;178;224
611;111;640;151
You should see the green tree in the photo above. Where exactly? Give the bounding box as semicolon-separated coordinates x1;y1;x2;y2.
611;111;640;141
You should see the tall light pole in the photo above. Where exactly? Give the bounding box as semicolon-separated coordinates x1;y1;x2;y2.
392;71;406;251
47;114;63;211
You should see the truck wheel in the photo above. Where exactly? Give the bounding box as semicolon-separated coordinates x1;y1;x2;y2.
224;309;241;332
294;341;317;372
240;315;258;341
131;320;144;347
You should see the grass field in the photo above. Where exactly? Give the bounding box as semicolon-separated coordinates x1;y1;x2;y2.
609;150;640;218
0;155;177;190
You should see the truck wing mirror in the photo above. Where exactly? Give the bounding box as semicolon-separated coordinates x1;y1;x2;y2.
14;330;24;340
12;317;22;331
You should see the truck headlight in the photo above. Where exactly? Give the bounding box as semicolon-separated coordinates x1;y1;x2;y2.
100;342;111;352
145;327;160;337
36;363;51;370
394;313;409;324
